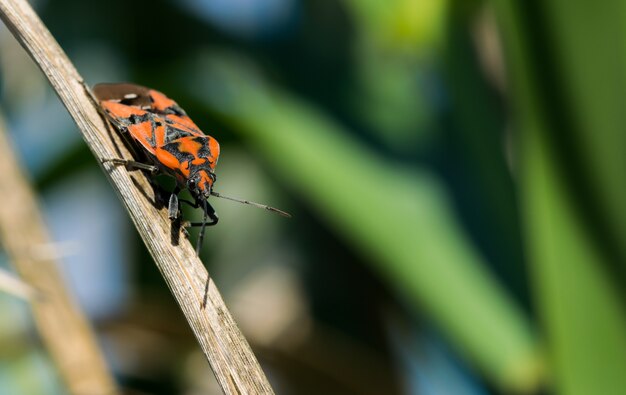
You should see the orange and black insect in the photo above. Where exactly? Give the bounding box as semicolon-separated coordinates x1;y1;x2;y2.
93;83;290;253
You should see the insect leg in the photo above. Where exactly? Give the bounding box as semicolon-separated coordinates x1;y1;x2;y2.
102;158;158;174
196;200;217;310
196;200;209;256
204;202;219;226
168;187;181;220
178;197;219;225
184;203;219;227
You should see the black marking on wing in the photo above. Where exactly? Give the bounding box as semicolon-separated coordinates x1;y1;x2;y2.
194;137;212;160
162;141;195;165
106;109;159;148
127;113;152;125
163;105;187;116
164;125;195;144
162;115;205;138
144;118;159;147
103;109;152;128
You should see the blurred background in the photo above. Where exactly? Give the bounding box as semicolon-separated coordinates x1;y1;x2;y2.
0;0;625;394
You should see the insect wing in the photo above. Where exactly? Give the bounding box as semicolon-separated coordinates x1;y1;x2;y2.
98;99;160;155
147;89;188;116
163;114;205;137
94;83;219;169
94;83;153;108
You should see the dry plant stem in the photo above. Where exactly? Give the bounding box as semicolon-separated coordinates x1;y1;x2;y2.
0;115;118;395
0;1;274;394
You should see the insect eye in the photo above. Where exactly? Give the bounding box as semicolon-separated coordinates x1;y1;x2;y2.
188;179;196;190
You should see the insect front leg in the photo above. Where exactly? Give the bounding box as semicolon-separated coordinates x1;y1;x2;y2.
102;158;158;174
204;202;219;226
181;201;219;226
197;202;218;310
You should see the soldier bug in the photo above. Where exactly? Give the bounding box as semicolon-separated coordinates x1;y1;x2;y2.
92;83;291;255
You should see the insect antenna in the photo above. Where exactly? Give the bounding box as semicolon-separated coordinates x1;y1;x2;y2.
210;191;291;218
196;198;209;256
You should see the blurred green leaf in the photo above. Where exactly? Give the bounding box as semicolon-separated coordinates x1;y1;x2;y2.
524;121;626;395
340;0;448;150
493;0;626;393
341;0;448;54
189;53;541;391
538;1;626;263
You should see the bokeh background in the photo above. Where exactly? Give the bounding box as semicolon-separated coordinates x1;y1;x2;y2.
1;0;625;394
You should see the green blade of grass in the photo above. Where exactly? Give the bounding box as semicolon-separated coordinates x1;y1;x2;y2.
492;0;626;393
523;120;626;395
